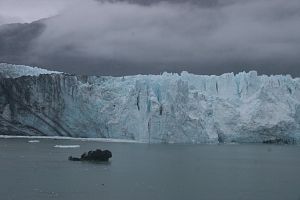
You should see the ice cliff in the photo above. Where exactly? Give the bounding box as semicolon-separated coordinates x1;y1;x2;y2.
1;63;300;143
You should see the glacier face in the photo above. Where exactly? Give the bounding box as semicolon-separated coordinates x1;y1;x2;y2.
1;64;300;143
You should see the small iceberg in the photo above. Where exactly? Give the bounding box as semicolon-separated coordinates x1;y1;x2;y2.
28;140;40;143
54;145;80;148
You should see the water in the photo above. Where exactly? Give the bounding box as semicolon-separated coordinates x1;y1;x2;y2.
0;138;300;200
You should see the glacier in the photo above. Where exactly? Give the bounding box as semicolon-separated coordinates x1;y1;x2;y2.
1;63;300;143
0;63;61;78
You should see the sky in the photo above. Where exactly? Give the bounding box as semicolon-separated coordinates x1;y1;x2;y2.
0;0;70;25
0;0;300;76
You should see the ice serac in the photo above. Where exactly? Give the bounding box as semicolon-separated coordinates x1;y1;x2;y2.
1;63;300;143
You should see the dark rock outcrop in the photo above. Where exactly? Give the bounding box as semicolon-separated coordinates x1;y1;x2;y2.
69;149;112;162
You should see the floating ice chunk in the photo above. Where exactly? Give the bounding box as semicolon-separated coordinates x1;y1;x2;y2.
28;140;40;143
54;145;80;148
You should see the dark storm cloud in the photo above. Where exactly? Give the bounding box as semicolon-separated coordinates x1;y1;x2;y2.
1;0;300;76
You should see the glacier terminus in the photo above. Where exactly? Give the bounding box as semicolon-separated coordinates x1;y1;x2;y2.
1;63;300;144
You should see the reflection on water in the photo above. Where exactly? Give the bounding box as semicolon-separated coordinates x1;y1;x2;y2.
0;138;300;200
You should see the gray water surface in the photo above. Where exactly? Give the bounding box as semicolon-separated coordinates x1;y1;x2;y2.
0;138;300;200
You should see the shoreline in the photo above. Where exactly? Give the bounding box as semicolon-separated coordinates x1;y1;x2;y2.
0;135;140;143
1;135;298;145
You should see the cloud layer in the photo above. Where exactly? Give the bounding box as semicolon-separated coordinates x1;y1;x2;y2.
0;0;72;25
1;0;300;76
